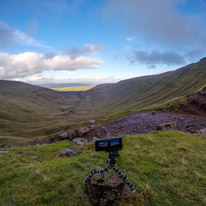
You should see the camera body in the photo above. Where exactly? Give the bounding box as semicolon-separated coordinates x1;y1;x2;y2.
95;137;122;152
95;137;122;159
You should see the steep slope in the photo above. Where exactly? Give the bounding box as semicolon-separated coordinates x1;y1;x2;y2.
0;81;86;141
83;58;206;115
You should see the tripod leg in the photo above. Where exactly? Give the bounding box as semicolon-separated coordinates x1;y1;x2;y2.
83;164;111;183
112;167;136;192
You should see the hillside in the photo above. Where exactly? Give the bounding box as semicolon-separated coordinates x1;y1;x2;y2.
83;58;206;115
0;81;90;143
1;131;206;205
0;58;206;143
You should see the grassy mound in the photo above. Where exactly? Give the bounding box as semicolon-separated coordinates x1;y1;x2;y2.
1;131;206;206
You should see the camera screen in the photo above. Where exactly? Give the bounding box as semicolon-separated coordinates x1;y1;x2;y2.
95;138;122;152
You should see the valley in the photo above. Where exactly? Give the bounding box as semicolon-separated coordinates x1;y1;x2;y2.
0;59;206;206
0;58;206;146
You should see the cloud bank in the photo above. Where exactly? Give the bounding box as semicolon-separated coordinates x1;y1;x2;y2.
103;0;206;66
0;23;49;48
103;0;205;46
128;49;186;66
0;52;103;79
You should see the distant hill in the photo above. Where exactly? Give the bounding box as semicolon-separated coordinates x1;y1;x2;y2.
83;58;206;115
0;81;86;143
0;58;206;143
38;83;93;89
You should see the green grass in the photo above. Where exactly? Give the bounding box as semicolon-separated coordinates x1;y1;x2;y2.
1;131;206;206
103;96;187;122
52;86;95;91
85;61;206;116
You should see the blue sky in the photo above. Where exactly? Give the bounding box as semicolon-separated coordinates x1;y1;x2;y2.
0;0;206;84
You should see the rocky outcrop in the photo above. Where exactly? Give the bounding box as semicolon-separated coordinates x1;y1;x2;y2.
157;122;177;131
87;173;137;206
76;125;95;137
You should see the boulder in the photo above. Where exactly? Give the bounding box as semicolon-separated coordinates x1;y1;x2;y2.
197;128;206;136
89;120;96;125
60;146;79;157
77;127;91;137
157;122;177;131
73;138;88;146
59;132;69;139
49;132;69;142
87;173;136;206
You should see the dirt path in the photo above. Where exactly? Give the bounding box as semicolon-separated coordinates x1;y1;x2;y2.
93;111;206;138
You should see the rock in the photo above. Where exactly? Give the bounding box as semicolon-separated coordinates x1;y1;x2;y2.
197;128;206;136
157;122;177;131
49;132;69;142
60;146;79;157
87;173;136;206
0;151;9;154
77;127;91;137
89;120;96;125
59;132;69;139
87;124;95;130
73;138;88;146
67;131;76;140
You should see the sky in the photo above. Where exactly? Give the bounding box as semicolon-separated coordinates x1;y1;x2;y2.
0;0;206;85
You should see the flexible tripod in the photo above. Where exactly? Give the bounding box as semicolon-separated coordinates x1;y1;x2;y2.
83;151;136;192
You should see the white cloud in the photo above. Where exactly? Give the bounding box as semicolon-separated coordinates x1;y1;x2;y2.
65;43;105;59
0;23;50;48
0;52;103;79
126;36;136;41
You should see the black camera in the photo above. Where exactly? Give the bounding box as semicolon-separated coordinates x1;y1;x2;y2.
95;137;122;152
